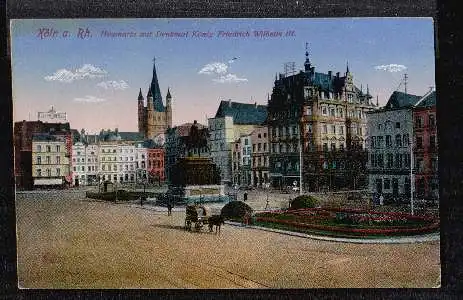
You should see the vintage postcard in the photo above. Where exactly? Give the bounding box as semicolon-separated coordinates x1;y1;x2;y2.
11;18;440;288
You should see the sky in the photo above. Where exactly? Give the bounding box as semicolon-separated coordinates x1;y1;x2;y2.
10;18;435;133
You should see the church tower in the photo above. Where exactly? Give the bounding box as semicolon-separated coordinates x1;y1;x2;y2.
166;88;172;129
137;88;145;134
138;57;173;140
146;87;155;138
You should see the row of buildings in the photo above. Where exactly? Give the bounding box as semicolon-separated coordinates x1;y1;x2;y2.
14;51;438;202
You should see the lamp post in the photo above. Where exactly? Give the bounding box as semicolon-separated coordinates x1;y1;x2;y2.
299;133;303;196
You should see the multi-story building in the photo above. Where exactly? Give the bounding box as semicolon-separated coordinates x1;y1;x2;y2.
137;58;172;140
165;121;209;182
14;120;72;189
32;134;71;188
268;50;376;191
208;101;267;185
147;147;165;183
250;126;270;187
367;90;422;201
231;134;252;186
412;90;438;202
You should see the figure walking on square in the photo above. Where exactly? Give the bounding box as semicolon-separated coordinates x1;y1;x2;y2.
167;200;173;216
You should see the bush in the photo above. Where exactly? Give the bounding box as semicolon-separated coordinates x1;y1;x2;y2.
221;201;253;220
289;195;319;210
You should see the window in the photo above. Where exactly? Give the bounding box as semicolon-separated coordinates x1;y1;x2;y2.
37;169;42;177
386;135;392;147
46;145;51;152
415;116;422;128
46;156;51;164
339;144;344;151
430;135;436;149
378;136;384;148
37;156;41;164
403;134;409;146
56;156;60;164
429;114;436;127
307;124;313;133
263;133;267;138
37;145;42;152
56;145;60;152
358;127;363;135
387;153;393;168
323;143;328;152
330;108;335;117
384;179;390;190
340;126;344;135
56;168;60;176
416;136;423;149
395;122;400;129
252;144;256;152
263;143;267;151
88;166;91;171
244;139;249;145
46;169;51;177
322;106;327;115
395;134;402;147
258;134;261;138
331;125;336;134
331;143;336;151
395;153;402;168
322;124;327;134
258;143;262;151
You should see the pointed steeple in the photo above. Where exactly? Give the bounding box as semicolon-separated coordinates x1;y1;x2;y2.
147;86;153;98
346;61;350;74
367;84;370;95
304;42;311;72
376;95;379;106
138;88;144;100
150;56;165;112
166;87;171;99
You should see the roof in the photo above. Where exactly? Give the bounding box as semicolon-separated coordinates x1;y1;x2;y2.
214;101;267;125
384;91;421;109
118;132;145;141
71;129;80;143
150;59;165;112
415;90;436;108
173;122;207;137
142;139;163;149
32;134;64;142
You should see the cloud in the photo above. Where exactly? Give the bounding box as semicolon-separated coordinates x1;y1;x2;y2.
374;64;407;72
198;62;228;75
45;64;108;82
73;95;107;103
97;80;129;90
213;74;248;83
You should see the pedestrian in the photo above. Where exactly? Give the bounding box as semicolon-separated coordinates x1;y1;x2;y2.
167;201;172;216
379;194;384;206
243;211;250;226
243;192;248;202
265;199;270;210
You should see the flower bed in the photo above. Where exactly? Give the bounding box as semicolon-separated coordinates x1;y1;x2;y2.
253;207;439;237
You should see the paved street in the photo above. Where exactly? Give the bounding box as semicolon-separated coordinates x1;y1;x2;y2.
16;191;440;288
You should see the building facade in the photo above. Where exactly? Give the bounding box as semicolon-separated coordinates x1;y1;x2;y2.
138;58;172;140
413;90;438;201
208;101;267;185
268;50;376;191
72;142;99;186
231;134;252;186
32;134;71;188
147;147;165;183
250;126;270;187
14;120;72;189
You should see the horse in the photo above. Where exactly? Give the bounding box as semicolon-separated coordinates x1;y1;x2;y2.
208;215;225;234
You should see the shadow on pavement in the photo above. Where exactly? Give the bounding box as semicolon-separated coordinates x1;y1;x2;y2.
150;223;216;234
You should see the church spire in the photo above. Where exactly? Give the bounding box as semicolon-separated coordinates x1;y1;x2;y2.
147;86;152;98
346;61;350;74
150;56;165;112
304;42;311;72
166;87;171;99
138;88;144;100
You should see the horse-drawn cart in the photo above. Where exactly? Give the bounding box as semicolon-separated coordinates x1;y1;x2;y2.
184;204;210;231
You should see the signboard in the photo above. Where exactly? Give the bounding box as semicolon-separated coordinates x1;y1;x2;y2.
37;106;67;122
34;178;63;185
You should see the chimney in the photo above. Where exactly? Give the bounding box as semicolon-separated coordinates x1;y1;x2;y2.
194;120;197;124
336;72;340;78
328;71;332;78
228;99;232;107
254;102;257;108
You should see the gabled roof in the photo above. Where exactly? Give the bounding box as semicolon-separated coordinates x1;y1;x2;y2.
384;91;421;109
415;90;436;108
214;101;267;125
